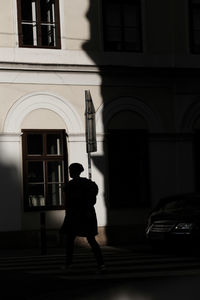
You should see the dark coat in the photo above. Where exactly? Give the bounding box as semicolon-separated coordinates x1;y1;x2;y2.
61;177;98;237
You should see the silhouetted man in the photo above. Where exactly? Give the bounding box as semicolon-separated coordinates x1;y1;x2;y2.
61;163;105;273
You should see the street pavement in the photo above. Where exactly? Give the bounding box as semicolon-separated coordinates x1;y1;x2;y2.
1;244;200;299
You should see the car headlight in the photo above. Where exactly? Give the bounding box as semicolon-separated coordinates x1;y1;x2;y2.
174;223;194;230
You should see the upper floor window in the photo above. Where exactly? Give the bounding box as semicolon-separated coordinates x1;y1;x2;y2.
17;0;61;49
102;0;142;52
190;0;200;53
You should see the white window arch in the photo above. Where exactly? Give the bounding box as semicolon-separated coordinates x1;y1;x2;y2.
3;92;83;135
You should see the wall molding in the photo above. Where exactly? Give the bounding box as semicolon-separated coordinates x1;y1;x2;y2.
96;97;163;134
3;92;83;134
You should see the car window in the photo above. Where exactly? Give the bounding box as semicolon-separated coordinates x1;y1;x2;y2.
163;200;184;211
161;198;200;211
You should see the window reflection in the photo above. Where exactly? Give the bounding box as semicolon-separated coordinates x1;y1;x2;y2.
28;184;45;207
48;183;63;206
48;161;63;182
47;134;62;155
28;161;44;182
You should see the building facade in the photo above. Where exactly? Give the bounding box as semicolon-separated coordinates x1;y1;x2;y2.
0;0;199;247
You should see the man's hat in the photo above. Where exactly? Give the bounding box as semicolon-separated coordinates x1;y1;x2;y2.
69;163;84;174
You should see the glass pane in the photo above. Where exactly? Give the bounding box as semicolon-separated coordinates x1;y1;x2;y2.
28;162;44;183
124;28;140;51
22;24;36;45
21;0;36;21
106;41;122;51
105;4;121;26
48;183;63;206
28;184;45;207
124;4;138;27
47;134;62;155
125;42;140;51
124;28;137;42
41;24;56;46
40;0;55;23
48;161;63;182
27;134;43;155
107;28;122;42
193;8;200;29
194;30;200;46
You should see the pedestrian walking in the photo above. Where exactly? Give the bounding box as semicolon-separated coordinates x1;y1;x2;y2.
60;163;106;273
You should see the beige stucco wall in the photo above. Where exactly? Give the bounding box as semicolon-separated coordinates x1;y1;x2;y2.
0;0;17;48
63;0;91;50
1;0;199;70
0;0;99;51
0;0;192;66
0;82;175;134
0;83;102;132
21;109;67;130
0;78;177;136
0;0;197;241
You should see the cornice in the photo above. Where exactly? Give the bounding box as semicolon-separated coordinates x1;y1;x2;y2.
0;62;200;77
0;62;100;73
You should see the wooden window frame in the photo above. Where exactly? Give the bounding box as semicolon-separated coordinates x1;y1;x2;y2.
22;129;68;211
189;0;200;54
102;0;143;52
17;0;61;49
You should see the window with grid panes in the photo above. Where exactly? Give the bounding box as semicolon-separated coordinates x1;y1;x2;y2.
102;0;142;52
22;130;67;211
17;0;61;48
190;0;200;53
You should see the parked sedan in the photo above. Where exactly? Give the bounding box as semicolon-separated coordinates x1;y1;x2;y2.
146;193;200;247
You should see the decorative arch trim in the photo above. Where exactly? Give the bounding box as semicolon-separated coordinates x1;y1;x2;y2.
3;92;83;134
96;97;163;133
180;100;200;132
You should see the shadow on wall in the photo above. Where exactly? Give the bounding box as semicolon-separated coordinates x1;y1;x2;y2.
0;154;22;247
82;0;113;245
82;0;149;245
0;162;20;229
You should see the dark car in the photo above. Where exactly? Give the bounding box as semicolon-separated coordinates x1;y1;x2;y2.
146;193;200;247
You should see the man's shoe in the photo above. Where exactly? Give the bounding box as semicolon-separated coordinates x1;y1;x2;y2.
96;264;107;274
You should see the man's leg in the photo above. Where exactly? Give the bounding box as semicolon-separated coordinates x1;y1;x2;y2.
87;235;104;267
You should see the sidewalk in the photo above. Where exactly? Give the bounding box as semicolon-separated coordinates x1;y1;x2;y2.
0;242;152;258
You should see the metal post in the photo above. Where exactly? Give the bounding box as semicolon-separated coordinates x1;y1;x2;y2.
40;212;47;255
88;151;92;180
